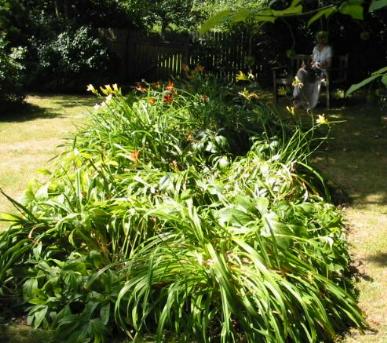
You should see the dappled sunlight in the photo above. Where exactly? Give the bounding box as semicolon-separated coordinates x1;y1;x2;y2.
356;193;387;206
308;103;387;209
311;101;387;343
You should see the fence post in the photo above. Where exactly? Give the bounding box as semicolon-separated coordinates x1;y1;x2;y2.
182;40;190;69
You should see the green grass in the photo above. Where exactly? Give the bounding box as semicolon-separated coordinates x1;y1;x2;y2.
310;102;387;343
0;95;94;227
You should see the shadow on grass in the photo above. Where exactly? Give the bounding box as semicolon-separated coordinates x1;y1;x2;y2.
366;252;387;266
0;102;54;123
310;103;387;207
0;95;95;123
350;262;374;282
45;95;96;109
276;97;387;206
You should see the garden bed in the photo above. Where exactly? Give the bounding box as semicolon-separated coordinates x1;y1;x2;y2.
0;77;368;342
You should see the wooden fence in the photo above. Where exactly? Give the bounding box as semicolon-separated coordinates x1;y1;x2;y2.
100;29;263;82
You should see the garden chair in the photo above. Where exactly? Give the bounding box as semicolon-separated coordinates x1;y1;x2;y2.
272;54;349;109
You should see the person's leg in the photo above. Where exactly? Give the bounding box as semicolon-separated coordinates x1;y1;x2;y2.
307;80;321;109
293;67;307;108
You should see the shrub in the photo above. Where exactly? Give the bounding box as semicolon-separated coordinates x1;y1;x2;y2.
0;80;364;342
29;26;111;91
0;35;25;104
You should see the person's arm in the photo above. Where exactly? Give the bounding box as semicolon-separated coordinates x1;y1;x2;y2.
311;46;318;65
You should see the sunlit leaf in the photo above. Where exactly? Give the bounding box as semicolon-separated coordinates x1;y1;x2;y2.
339;0;364;19
308;7;337;26
199;10;232;33
346;66;387;95
231;8;251;23
369;0;387;11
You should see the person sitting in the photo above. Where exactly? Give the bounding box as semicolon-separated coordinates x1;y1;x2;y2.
293;31;333;110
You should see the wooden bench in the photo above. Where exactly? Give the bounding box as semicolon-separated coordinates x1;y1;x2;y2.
272;54;349;109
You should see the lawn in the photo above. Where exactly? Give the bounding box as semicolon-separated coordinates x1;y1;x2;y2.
0;95;95;229
0;94;386;342
311;102;387;343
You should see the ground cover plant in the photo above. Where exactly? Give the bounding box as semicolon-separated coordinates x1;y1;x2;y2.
0;74;365;342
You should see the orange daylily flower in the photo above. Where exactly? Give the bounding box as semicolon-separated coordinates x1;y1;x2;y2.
129;150;140;162
194;64;205;73
163;94;174;104
200;95;209;103
166;80;175;91
147;97;156;105
135;83;147;93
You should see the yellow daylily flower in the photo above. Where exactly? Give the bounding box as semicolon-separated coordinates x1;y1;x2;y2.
286;106;296;116
100;84;113;96
236;71;249;82
316;114;329;125
238;88;259;101
87;84;99;95
292;76;304;88
86;84;95;92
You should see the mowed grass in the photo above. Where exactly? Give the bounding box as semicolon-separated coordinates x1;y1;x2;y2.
311;102;387;343
0;95;94;229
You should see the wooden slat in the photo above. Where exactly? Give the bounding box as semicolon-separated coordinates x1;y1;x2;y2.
122;29;262;82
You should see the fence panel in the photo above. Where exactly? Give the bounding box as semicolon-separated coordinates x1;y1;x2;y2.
101;29;262;82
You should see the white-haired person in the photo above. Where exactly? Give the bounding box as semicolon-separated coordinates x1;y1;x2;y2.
293;31;332;110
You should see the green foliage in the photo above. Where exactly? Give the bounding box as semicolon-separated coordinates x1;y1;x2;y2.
0;1;127;91
122;0;209;32
346;66;387;96
338;0;364;20
0;35;25;104
200;0;302;33
0;77;364;341
344;0;387;95
308;0;365;27
29;26;110;90
307;7;338;26
369;0;387;12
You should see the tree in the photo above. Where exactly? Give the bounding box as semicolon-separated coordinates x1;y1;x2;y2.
200;0;387;92
121;0;203;33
